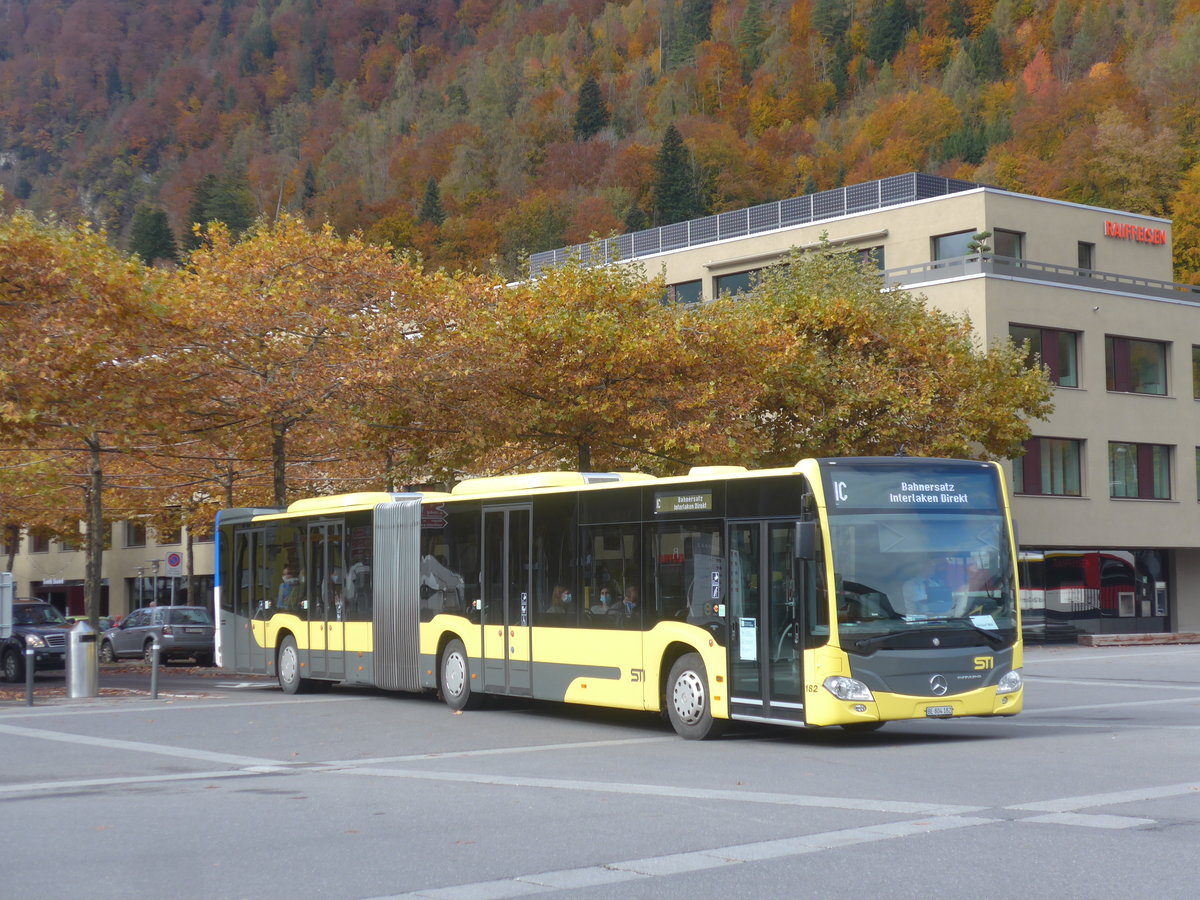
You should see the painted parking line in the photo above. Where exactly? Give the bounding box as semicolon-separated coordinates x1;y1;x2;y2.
370;816;997;900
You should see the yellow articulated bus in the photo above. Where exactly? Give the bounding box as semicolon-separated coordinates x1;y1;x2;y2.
216;457;1023;738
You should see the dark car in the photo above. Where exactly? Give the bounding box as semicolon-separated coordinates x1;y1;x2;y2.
2;601;71;682
99;605;215;666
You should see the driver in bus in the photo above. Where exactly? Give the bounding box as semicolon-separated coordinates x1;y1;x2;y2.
902;559;953;615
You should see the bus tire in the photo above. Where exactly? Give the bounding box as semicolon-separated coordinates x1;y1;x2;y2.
440;638;481;711
666;652;725;740
277;634;310;695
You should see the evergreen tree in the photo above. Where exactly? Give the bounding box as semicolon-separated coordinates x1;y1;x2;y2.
239;2;277;75
182;174;217;252
667;0;714;69
736;0;769;77
651;125;702;226
129;206;179;266
418;177;445;226
105;64;123;101
968;27;1004;82
183;169;256;249
302;164;318;203
624;205;649;233
813;0;851;42
572;74;609;141
205;168;257;237
866;0;912;64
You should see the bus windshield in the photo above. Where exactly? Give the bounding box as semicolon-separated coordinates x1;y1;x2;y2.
827;512;1017;647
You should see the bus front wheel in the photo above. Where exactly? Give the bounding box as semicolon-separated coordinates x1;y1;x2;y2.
666;653;725;740
440;638;482;711
277;635;310;695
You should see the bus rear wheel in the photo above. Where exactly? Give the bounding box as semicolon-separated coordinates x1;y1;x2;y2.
440;638;482;711
277;635;310;695
666;653;725;740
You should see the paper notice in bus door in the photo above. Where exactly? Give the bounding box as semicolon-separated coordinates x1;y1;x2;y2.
739;618;757;660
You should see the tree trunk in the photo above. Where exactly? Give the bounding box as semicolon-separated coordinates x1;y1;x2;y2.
272;421;287;506
85;435;104;629
577;441;591;472
3;524;18;573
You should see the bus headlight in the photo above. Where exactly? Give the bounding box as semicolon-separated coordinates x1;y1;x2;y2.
996;669;1023;695
823;675;874;702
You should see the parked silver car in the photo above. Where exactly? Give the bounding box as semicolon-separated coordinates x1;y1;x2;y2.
99;606;215;666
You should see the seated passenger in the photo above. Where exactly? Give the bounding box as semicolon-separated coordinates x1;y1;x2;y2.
546;584;572;614
591;587;614;613
611;585;639;617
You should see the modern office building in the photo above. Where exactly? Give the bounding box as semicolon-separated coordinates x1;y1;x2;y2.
533;173;1200;639
7;173;1199;639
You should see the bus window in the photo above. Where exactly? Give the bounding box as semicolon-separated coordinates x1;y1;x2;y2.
582;524;641;629
533;495;577;627
344;523;373;621
650;521;723;626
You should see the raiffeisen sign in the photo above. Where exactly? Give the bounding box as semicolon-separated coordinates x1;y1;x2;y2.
1104;220;1167;245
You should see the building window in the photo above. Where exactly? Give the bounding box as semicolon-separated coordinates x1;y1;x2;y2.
155;526;182;545
1196;448;1200;502
1014;438;1082;496
1010;325;1079;388
666;280;702;304
30;532;50;553
1192;345;1200;399
714;269;758;297
1109;442;1171;499
1078;241;1095;271
856;246;885;269
1106;336;1167;395
994;228;1024;260
125;520;146;548
932;230;974;261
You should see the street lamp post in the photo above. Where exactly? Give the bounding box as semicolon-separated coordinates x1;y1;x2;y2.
150;560;161;607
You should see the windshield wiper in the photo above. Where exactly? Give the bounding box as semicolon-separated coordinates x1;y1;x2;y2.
852;618;1009;652
852;631;903;651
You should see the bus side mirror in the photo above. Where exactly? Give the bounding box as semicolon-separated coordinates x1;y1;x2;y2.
795;521;815;560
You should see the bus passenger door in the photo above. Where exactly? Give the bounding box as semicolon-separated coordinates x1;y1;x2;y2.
305;520;346;681
728;520;804;724
482;506;532;695
231;529;268;674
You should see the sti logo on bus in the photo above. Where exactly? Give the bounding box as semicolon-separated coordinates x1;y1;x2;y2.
974;656;994;670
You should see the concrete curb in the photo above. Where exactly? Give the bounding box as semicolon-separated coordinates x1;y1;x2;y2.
1077;632;1200;647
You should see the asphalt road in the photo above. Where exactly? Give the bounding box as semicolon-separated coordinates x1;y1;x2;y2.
2;644;1199;900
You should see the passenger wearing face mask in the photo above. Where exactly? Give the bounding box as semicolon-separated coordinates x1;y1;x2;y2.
547;585;572;614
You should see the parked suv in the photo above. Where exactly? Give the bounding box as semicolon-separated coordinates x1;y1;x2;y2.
99;606;215;666
2;601;71;682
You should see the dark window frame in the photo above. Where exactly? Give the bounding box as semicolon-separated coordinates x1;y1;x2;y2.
1014;437;1083;497
1010;324;1079;388
1109;441;1171;500
1106;335;1168;395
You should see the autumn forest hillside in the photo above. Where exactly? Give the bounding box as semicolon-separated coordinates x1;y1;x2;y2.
4;0;1200;280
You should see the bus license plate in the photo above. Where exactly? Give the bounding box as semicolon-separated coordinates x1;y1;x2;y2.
925;706;954;718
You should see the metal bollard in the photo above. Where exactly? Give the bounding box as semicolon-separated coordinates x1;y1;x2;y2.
25;645;34;706
150;641;160;699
